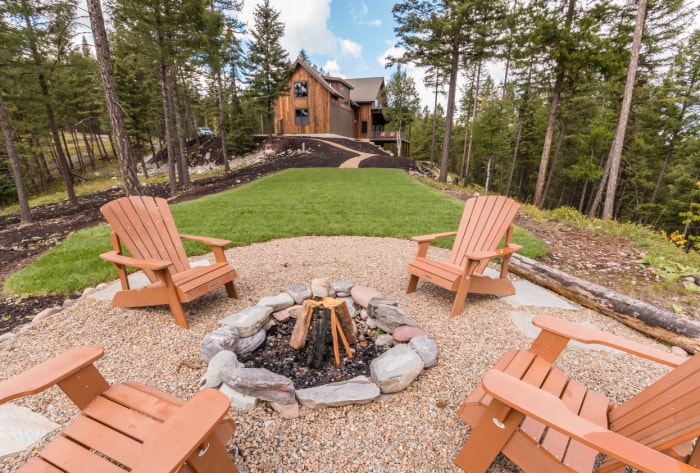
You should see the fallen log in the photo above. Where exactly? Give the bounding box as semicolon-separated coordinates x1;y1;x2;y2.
508;253;700;353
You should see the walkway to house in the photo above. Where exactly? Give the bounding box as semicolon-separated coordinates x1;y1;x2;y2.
314;138;378;168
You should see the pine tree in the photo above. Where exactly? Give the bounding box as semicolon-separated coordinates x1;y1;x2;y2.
87;0;142;196
392;0;507;182
384;65;420;157
245;0;290;136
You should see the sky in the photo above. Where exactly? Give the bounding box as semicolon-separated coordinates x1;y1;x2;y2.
238;0;437;108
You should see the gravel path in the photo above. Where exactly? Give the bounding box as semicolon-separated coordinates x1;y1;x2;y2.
0;236;673;472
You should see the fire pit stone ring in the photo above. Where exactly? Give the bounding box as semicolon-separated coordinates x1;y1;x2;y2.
199;280;439;418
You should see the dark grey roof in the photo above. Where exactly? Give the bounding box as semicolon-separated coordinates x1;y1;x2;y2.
344;77;385;103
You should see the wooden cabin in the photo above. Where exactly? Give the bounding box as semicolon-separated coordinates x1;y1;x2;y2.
274;60;409;155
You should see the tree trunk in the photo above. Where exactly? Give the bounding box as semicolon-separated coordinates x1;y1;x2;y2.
69;127;86;171
159;62;178;195
542;123;567;205
216;71;230;172
462;60;481;188
171;72;190;190
438;36;461;182
430;80;439;166
509;254;700;353
87;0;141;196
587;156;611;217
60;129;75;171
603;0;647;219
0;93;31;224
533;0;576;209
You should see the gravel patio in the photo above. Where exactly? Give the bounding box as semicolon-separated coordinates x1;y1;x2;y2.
0;236;673;473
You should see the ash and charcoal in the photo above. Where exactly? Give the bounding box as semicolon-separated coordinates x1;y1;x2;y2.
239;316;389;389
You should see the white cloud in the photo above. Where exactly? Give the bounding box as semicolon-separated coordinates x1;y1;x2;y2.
339;39;362;58
350;2;381;27
323;60;342;77
241;0;361;65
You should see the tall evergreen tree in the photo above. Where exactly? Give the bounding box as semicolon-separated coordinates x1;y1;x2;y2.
384;65;420;157
87;0;142;196
0;92;30;223
393;0;506;182
245;0;289;136
2;0;79;205
602;0;647;219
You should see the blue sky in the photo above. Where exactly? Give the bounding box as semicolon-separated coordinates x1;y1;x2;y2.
239;1;435;105
241;1;397;79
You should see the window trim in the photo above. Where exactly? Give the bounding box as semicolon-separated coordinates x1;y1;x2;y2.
293;81;308;98
295;108;309;126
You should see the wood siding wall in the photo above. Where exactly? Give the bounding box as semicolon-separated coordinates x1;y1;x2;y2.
355;104;372;139
275;68;331;135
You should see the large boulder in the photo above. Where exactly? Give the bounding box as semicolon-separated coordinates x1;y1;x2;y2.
200;350;238;388
220;306;273;338
373;305;419;334
370;344;424;393
221;367;295;404
295;376;380;409
408;336;439;368
200;325;239;362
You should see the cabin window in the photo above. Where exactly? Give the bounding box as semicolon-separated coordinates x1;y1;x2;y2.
295;108;309;125
294;81;308;98
361;121;368;134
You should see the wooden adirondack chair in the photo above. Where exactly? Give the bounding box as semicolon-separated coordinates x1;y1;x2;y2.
405;195;523;316
0;346;240;473
454;314;700;473
100;196;239;328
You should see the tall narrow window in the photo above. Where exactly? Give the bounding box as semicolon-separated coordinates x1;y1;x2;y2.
294;81;308;98
295;108;309;125
361;121;368;134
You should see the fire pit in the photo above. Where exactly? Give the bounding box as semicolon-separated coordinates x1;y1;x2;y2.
199;281;439;415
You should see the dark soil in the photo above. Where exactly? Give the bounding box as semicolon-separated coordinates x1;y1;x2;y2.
240;315;388;389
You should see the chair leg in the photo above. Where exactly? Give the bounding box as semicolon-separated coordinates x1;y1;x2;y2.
225;281;238;299
185;432;239;473
450;277;472;317
406;274;420;294
454;401;523;472
168;299;189;329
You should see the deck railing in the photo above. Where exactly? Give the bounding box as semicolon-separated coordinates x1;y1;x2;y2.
371;130;409;142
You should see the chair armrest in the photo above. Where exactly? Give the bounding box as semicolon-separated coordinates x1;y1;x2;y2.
533;314;686;367
179;234;231;248
410;231;458;243
0;346;104;404
100;251;172;271
482;370;699;473
133;389;231;473
464;244;524;262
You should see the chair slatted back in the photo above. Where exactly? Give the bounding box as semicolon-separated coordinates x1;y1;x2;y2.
609;354;700;453
449;195;520;273
100;196;190;283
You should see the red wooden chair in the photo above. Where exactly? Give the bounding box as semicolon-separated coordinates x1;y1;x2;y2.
100;196;239;328
406;195;522;316
0;346;240;472
454;314;698;473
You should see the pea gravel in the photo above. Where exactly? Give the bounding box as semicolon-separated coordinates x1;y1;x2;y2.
0;236;673;472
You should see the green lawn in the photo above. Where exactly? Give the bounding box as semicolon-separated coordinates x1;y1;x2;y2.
4;168;545;296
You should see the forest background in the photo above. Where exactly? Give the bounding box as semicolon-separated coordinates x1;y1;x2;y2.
0;0;699;252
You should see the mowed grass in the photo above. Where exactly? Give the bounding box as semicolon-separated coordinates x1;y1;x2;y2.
5;168;544;296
